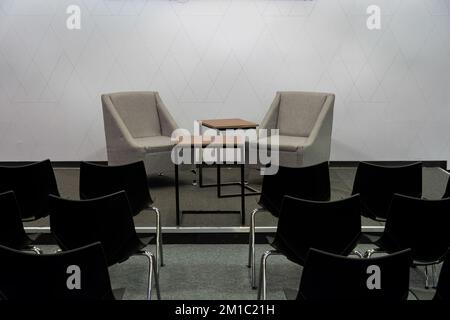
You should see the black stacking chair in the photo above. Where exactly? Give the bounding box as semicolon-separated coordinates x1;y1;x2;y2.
79;161;163;270
249;161;330;288
434;249;450;300
0;159;59;221
48;191;161;300
351;162;422;221
366;194;450;288
0;242;115;300
443;179;450;199
258;194;362;300
0;191;41;254
296;248;411;301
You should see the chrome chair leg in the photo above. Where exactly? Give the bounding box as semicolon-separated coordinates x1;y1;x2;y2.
151;252;161;299
349;250;363;258
364;248;378;258
249;208;264;289
30;246;43;255
137;250;161;300
257;250;281;300
149;206;164;271
431;264;438;288
425;265;431;289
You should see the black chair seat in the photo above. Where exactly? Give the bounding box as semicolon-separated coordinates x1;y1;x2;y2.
115;236;154;264
267;231;309;265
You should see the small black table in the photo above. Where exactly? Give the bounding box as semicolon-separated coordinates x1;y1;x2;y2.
173;136;247;226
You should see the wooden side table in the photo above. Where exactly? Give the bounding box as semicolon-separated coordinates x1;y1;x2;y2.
197;118;261;199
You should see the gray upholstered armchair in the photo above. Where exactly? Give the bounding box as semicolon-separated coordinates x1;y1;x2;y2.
101;91;179;175
256;91;334;167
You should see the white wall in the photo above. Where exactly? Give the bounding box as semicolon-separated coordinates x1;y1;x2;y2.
1;0;450;162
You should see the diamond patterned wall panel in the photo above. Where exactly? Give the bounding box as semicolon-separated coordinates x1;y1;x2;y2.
0;0;450;165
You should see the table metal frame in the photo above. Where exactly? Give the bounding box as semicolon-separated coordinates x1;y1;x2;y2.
174;141;247;226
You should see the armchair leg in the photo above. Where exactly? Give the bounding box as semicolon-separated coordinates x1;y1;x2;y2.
149;206;164;271
257;250;281;300
249;208;264;289
137;251;161;300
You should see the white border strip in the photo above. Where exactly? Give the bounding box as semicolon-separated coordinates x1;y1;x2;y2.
25;225;384;233
439;167;450;176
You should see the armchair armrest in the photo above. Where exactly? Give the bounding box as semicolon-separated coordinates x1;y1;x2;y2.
155;93;178;137
259;92;280;130
302;94;334;165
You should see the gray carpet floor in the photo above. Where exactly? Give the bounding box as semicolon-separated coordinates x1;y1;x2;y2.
23;166;449;229
36;243;439;300
27;166;448;300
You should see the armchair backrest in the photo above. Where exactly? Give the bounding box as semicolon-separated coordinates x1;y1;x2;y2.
103;92;162;138
276;91;334;137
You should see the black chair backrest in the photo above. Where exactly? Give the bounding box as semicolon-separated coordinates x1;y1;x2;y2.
273;194;361;265
434;249;450;301
0;242;114;300
0;191;29;249
381;194;450;263
351;162;422;220
298;248;411;301
79;161;152;216
0;160;60;220
444;178;450;199
259;161;330;217
49;191;141;265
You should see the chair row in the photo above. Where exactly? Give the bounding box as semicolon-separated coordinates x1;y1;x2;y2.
0;189;161;300
257;193;450;298
249;161;450;289
0;242;117;300
0;159;164;270
2;243;448;301
291;247;450;301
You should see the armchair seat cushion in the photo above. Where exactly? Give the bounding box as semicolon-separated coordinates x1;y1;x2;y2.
134;136;173;153
257;135;308;152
